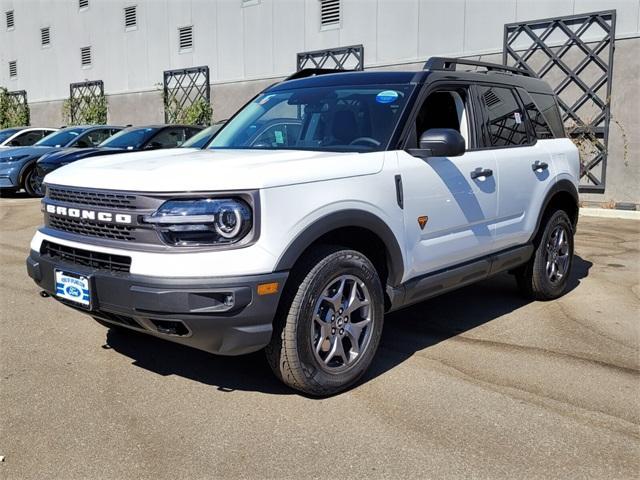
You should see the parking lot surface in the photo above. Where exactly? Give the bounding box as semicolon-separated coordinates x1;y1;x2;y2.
1;197;638;479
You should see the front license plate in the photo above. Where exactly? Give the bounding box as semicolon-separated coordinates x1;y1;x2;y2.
55;270;91;308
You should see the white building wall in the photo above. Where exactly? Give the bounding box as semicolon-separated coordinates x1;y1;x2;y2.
1;0;639;102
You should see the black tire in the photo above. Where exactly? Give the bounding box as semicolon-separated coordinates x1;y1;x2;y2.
22;166;41;197
266;246;384;396
517;209;574;300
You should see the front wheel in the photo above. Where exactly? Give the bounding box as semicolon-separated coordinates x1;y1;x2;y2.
517;210;574;300
266;247;384;396
23;167;42;197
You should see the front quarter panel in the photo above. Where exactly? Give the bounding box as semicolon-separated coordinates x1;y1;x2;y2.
260;151;407;283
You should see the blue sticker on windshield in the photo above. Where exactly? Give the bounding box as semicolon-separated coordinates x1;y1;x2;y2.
376;90;399;104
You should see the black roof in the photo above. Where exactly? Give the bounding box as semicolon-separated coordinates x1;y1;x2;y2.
267;71;422;92
267;65;554;96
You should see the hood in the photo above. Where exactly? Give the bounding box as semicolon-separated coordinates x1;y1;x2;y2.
43;148;384;191
38;147;109;165
0;146;56;161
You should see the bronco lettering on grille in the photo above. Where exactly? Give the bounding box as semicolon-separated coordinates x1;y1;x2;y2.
45;204;132;224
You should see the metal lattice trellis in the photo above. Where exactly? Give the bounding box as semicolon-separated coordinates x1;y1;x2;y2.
69;80;106;124
7;90;30;126
297;44;364;71
163;66;211;124
504;10;616;193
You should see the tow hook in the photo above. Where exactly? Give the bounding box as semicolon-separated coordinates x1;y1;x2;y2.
39;290;50;298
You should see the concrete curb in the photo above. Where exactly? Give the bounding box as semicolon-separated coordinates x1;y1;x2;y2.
579;208;640;220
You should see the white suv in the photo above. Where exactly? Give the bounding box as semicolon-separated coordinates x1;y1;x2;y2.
27;58;580;396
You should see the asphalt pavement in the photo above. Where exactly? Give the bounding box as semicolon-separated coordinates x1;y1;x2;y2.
1;196;638;479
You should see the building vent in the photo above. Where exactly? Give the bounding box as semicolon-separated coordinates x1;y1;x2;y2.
41;27;51;46
124;6;137;29
81;46;92;67
320;0;340;29
9;61;17;78
178;26;193;51
79;0;89;9
6;10;14;29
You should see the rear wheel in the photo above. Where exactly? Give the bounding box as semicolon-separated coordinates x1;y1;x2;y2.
266;247;384;396
517;210;574;300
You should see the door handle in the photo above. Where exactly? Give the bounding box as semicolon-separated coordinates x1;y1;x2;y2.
470;167;493;180
532;161;549;172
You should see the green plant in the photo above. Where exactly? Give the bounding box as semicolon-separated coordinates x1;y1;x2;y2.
62;94;107;125
164;91;212;126
0;87;30;127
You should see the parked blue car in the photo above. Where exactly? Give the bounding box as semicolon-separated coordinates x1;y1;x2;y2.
0;125;122;196
34;124;202;195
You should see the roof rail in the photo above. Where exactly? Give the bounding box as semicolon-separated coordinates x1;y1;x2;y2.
423;57;535;78
284;68;351;81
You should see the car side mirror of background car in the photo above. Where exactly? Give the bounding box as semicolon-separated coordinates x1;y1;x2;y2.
406;128;466;159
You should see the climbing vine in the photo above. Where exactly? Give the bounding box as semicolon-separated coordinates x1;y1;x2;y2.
0;87;30;127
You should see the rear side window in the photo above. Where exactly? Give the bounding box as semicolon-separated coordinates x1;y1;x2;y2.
75;128;114;147
11;130;44;146
530;92;565;138
148;128;187;148
478;86;528;147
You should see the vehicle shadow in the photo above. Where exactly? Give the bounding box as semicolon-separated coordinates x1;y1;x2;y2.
0;190;31;199
105;255;592;396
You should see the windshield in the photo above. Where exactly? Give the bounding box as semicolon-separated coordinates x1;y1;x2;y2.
209;84;413;153
181;123;225;148
36;128;85;147
0;128;20;143
99;127;156;149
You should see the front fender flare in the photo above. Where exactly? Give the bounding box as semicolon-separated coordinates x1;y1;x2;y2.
274;209;405;287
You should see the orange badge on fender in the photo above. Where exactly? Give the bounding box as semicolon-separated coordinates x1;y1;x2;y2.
417;216;428;230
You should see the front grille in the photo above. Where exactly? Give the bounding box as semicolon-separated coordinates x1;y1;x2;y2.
49;216;135;241
41;240;131;273
47;186;138;209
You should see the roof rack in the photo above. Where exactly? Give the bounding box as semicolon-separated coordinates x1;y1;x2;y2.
423;57;535;78
284;68;351;81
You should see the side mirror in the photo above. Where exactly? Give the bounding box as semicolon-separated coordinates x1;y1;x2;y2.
407;128;466;159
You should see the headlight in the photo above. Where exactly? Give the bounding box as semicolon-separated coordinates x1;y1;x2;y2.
143;198;253;246
0;154;29;163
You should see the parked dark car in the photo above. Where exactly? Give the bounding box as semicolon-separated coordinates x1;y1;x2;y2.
179;121;227;149
35;125;202;194
0;125;122;196
0;127;58;148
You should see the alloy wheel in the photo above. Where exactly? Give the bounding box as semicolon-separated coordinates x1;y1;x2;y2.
311;274;374;373
545;225;570;284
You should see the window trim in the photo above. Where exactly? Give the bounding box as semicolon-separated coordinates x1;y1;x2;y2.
398;80;481;152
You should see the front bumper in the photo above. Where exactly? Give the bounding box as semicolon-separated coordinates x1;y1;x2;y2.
0;162;21;189
27;249;288;356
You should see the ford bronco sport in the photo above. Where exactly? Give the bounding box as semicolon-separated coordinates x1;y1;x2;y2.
27;58;579;396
